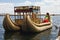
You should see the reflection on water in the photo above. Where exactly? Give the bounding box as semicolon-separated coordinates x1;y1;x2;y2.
50;25;60;40
4;29;51;40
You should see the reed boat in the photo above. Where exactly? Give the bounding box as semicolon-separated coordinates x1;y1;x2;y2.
3;6;52;32
3;14;20;31
22;15;52;32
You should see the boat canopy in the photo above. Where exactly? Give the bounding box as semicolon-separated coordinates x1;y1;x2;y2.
14;6;40;13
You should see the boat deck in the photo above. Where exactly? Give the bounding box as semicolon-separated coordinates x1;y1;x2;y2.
15;18;41;26
15;19;24;26
31;18;40;24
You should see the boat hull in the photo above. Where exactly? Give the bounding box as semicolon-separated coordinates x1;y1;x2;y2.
3;14;20;31
22;15;52;32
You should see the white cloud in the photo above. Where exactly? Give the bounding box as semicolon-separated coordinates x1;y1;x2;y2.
0;3;14;14
0;0;60;14
33;0;60;14
24;1;32;6
14;1;32;6
14;0;60;14
43;0;60;14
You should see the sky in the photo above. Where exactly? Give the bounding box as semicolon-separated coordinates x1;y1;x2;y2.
0;0;60;14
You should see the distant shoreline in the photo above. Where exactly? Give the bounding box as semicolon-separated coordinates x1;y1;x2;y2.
0;14;60;16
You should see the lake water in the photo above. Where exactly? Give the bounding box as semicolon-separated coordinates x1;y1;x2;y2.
0;16;60;40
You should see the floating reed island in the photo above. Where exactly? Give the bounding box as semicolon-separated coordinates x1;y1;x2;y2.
3;6;52;32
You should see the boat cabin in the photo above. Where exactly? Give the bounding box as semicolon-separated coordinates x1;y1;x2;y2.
14;6;40;25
